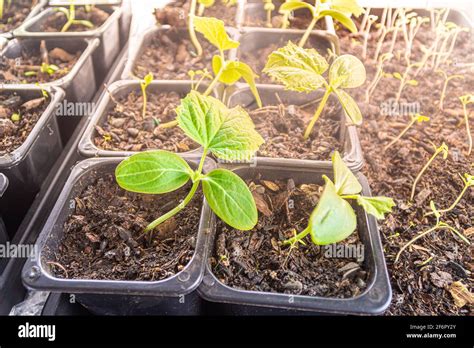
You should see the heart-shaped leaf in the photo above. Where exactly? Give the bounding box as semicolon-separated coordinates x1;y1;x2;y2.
355;195;395;219
308;176;357;245
332;151;362;195
263;41;329;93
194;16;240;52
202;168;258;230
329;55;366;89
115;150;193;194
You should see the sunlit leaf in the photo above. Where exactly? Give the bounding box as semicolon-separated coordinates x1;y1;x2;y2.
319;9;357;33
333;88;362;125
279;0;317;17
194;16;240;52
355;195;395;219
329;55;366;89
332;151;362;195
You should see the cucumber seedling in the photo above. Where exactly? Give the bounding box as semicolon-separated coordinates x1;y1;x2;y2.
279;0;363;47
410;142;449;201
264;41;366;139
24;63;60;77
283;151;394;246
395;200;470;263
194;16;262;106
140;72;153;118
384;113;430;151
54;5;94;32
115;90;264;232
459;94;473;155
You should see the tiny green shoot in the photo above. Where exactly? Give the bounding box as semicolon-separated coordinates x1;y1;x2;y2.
279;0;363;48
282;151;394;246
55;5;94;32
436;70;463;110
115;90;264;232
388;62;421;103
395;200;470;263
384;113;430;151
24;63;59;77
426;173;473;216
11;112;20;122
459;94;473;155
410;142;449;201
194;16;262;107
264;41;366;139
140;72;153;118
264;0;275;27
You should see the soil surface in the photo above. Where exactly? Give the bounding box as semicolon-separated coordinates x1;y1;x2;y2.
0;44;80;84
212;177;368;297
47;173;202;281
0;1;35;33
249;99;343;160
132;29;215;80
338;14;474;315
154;0;237;27
0;93;49;155
40;6;110;32
94;90;199;153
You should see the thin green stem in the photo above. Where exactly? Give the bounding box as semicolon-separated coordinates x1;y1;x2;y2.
298;16;318;48
204;61;225;96
144;151;207;232
395;225;441;263
141;86;147;118
304;86;331;140
463;103;472;155
188;0;203;57
384;118;416;151
426;185;469;216
410;149;442;201
282;226;311;246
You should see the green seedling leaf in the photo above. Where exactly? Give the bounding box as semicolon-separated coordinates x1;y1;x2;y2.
430;200;441;220
333;88;363;125
176;91;264;161
202;168;258;230
332;151;362;195
355;196;396;219
392;72;402;80
115;150;193;194
319;9;357;33
331;0;364;17
263;41;329;92
329;55;366;89
142;72;153;88
308;176;357;245
407;79;418;86
279;0;317;17
198;0;215;7
194;16;239;52
11;113;21;122
413;114;430;123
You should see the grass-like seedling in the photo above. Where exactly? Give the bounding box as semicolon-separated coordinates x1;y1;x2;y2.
115;90;264;232
264;41;366;139
264;0;275;27
426;173;473;216
55;5;94;32
384;113;430;151
459;94;473;155
279;0;363;47
388;62;421;103
395;200;470;263
283;151;394;246
437;70;463;110
140;72;153;118
194;16;262;106
365;52;392;103
410;142;449;201
24;63;60;77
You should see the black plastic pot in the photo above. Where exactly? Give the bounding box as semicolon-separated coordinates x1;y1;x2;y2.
0;0;48;41
1;37;100;102
13;5;123;82
225;84;364;171
22;157;214;315
77;80;217;158
198;164;392;315
0;173;8;245
0;85;65;239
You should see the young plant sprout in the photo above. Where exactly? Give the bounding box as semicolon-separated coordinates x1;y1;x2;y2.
11;112;20;122
55;5;94;32
188;0;203;56
140;72;153;118
459;94;473;155
197;0;214;16
188;69;213;91
384;113;430;151
436;70;463;110
24;63;60;77
263;41;366;139
282;151;394;246
389;62;421;104
365;52;392;103
264;0;275;27
426;173;473;216
410;142;449;201
395;200;470;263
115;90;264;232
361;14;378;59
194;17;262;106
278;0;363;48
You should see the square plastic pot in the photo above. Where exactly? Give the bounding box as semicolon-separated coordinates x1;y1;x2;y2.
0;0;48;40
0;85;65;240
1;37;100;102
120;25;240;81
225;84;364;171
0;173;8;246
198;164;392;315
77;80;217;158
13;5;123;82
21;157;215;315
